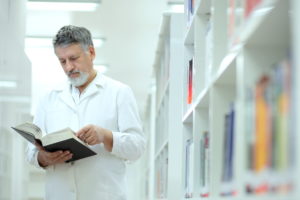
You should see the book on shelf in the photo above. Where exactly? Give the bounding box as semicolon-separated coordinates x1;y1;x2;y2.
244;0;262;18
228;0;236;39
185;139;194;198
200;131;210;197
245;52;294;194
186;0;195;26
187;58;194;105
156;153;168;198
220;103;236;196
227;0;243;47
11;122;97;162
205;14;213;86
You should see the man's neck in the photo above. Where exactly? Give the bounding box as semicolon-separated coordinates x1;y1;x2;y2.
77;70;97;94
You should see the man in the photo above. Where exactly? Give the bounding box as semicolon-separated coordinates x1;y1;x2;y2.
26;25;146;200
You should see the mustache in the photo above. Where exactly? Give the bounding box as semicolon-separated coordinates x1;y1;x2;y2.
67;70;81;76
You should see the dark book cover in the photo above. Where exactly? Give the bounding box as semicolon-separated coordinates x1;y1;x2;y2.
44;138;97;162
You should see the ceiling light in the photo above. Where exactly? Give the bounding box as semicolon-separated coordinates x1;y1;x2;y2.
0;81;17;88
94;64;108;74
25;36;105;48
27;0;101;12
169;4;184;13
167;1;184;13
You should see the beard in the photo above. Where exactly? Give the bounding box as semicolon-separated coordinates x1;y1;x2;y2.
67;70;89;87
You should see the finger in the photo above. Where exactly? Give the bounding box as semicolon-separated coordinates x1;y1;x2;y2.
88;138;98;145
84;133;95;143
35;142;44;151
47;151;64;159
78;128;94;141
76;125;92;137
57;153;73;163
53;151;72;163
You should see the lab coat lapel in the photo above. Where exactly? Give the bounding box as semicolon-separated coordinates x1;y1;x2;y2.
80;83;99;103
79;72;105;102
59;86;77;111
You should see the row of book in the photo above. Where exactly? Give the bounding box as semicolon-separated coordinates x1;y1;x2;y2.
228;0;265;47
184;12;212;110
185;0;264;35
185;0;265;48
245;53;295;195
184;52;293;196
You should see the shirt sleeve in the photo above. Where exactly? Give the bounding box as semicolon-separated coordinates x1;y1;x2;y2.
111;86;146;161
25;96;47;169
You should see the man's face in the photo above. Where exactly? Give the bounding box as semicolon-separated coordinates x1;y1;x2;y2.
54;43;95;87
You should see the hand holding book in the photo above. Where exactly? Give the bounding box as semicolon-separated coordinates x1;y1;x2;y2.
11;122;97;163
29;136;73;167
38;149;73;167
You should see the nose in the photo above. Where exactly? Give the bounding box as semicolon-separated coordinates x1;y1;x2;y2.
64;59;74;73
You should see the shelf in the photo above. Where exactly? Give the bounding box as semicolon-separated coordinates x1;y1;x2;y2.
182;105;194;124
196;0;211;15
184;16;195;45
155;140;168;161
240;0;289;47
194;87;209;109
183;83;210;124
184;0;211;45
155;14;171;66
156;80;169;115
212;50;238;86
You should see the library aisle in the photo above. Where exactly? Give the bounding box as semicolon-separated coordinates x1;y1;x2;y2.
140;0;300;200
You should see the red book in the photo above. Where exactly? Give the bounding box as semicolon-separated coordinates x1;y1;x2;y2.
187;59;193;104
245;0;262;18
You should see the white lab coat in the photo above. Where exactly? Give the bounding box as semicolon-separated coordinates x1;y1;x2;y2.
26;74;146;200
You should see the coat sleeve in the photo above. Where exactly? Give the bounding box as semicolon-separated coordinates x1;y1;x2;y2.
111;86;146;161
25;96;47;169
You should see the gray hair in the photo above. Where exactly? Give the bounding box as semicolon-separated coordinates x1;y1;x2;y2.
53;25;94;51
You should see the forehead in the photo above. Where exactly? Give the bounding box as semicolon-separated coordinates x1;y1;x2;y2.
54;43;84;58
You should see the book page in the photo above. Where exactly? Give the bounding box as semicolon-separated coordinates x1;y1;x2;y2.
14;122;43;140
41;128;86;147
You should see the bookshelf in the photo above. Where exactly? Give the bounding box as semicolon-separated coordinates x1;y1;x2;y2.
152;12;185;200
144;0;300;199
0;0;32;199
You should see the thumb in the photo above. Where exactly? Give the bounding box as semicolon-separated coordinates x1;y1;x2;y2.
35;141;44;151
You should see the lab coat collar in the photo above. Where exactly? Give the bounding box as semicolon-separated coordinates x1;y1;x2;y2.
79;73;105;102
55;72;106;111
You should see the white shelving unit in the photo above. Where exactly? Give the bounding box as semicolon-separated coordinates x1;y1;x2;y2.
151;12;185;200
134;85;156;200
143;0;300;199
0;0;32;199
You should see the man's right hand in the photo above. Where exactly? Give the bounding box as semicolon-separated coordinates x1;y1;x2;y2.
37;149;73;168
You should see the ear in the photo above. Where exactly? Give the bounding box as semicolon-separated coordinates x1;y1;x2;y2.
88;46;96;61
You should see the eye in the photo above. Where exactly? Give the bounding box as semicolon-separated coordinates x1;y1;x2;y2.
70;56;79;61
60;60;66;65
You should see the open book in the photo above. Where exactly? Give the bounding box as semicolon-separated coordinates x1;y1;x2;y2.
11;122;97;162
